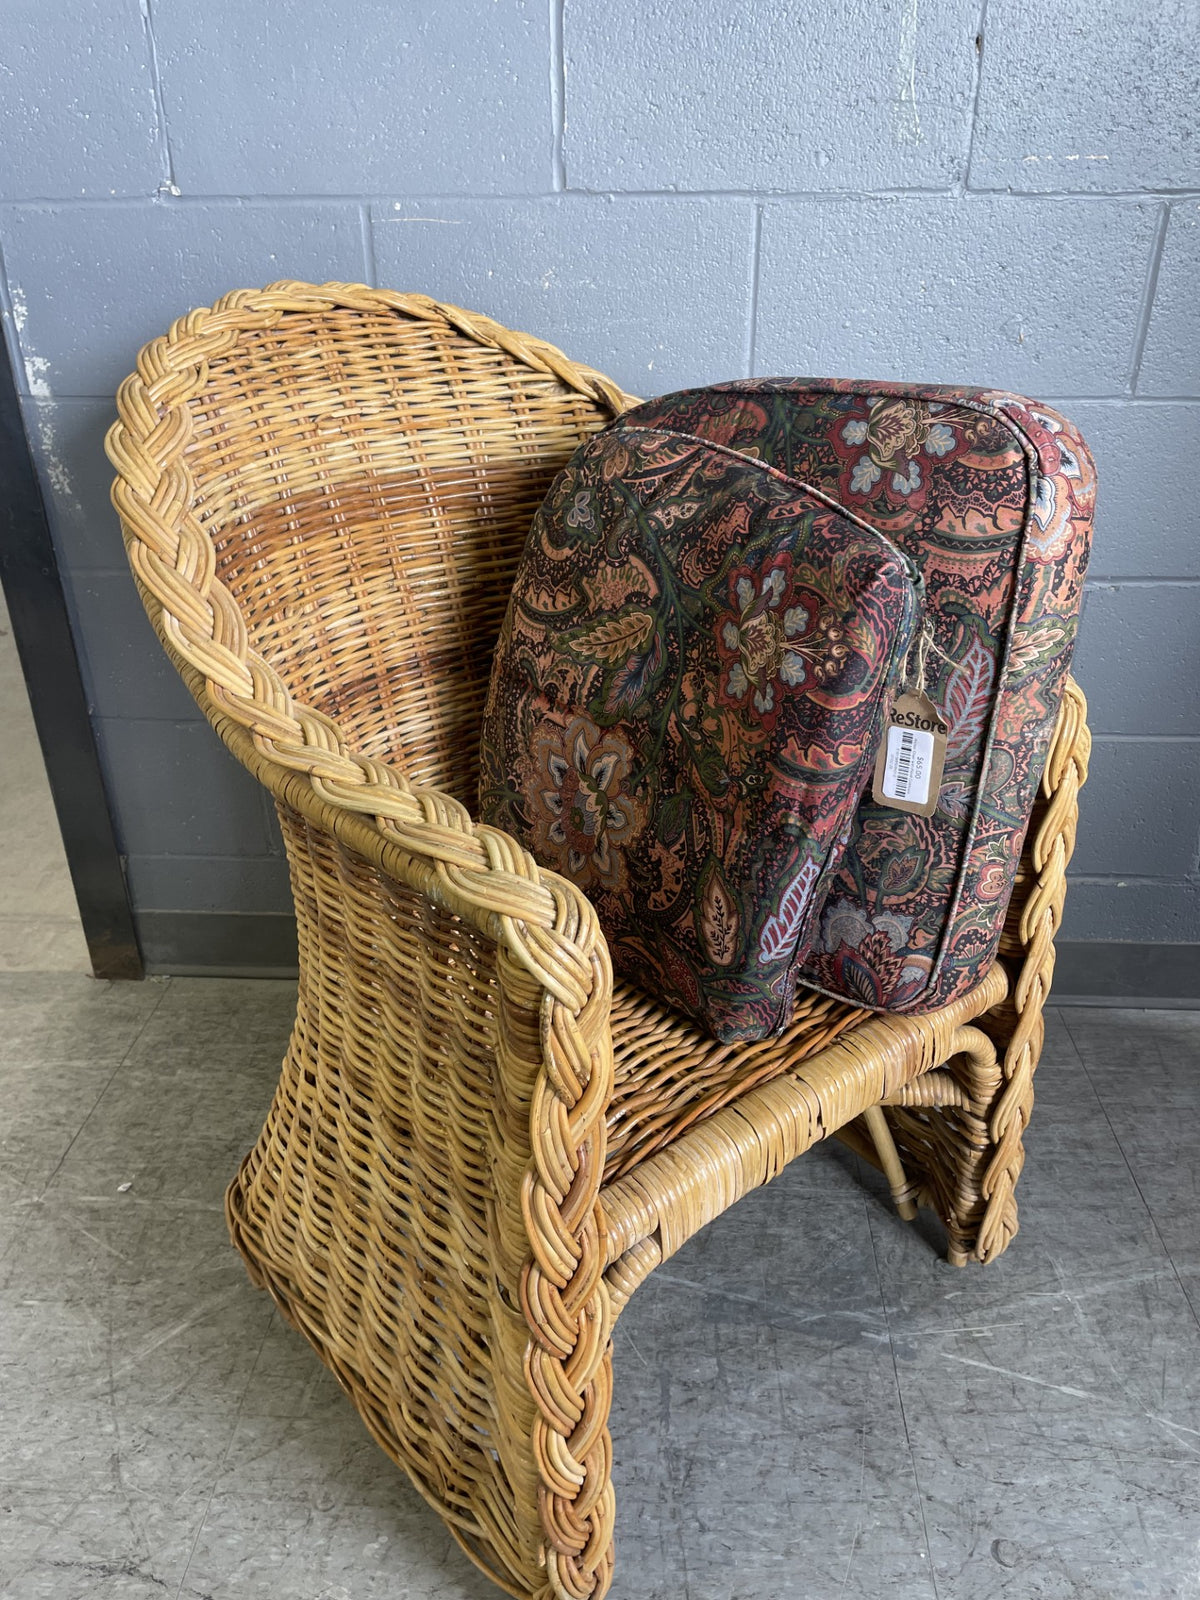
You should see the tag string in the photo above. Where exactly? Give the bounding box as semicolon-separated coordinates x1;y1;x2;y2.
905;619;959;699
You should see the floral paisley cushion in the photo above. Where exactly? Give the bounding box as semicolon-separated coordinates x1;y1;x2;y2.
479;420;920;1042
626;381;1095;1013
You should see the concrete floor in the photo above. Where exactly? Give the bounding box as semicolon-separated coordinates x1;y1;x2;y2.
1;979;1198;1599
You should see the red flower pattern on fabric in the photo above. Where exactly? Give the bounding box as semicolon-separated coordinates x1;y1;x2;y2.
833;397;966;513
713;560;847;728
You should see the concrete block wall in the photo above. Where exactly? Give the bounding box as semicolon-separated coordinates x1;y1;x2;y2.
1;0;1197;976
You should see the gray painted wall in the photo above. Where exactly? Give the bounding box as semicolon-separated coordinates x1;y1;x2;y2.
1;0;1197;972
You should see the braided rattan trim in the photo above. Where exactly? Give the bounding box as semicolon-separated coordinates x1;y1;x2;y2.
849;679;1089;1265
107;282;635;1600
973;676;1090;1262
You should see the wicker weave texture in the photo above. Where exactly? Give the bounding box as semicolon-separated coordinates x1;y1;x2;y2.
107;283;1089;1600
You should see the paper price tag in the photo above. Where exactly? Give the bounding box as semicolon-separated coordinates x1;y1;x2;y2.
871;690;947;818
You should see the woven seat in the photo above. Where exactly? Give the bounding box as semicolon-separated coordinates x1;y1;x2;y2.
107;282;1090;1600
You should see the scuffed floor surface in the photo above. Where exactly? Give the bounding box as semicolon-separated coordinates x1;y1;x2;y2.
1;974;1198;1600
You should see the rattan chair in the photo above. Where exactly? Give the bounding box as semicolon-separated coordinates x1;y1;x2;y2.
107;282;1089;1600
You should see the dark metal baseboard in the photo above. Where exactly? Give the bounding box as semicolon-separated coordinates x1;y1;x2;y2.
139;911;299;978
1052;941;1200;1009
136;915;1200;1008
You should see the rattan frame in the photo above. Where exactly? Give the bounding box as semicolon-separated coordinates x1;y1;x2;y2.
107;282;1090;1600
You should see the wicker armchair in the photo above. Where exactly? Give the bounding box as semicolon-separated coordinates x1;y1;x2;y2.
107;282;1089;1600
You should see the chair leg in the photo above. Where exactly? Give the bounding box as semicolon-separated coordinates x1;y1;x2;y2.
860;1105;919;1221
967;961;1051;1264
866;1023;1007;1264
940;1023;1014;1266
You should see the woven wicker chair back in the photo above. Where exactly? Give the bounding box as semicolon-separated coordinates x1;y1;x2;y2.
171;289;625;797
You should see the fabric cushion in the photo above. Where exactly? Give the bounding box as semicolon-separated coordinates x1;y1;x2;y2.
479;420;920;1042
625;381;1095;1013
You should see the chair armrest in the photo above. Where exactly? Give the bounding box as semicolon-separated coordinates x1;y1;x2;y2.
979;673;1090;1258
192;673;619;1595
1015;674;1091;1007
